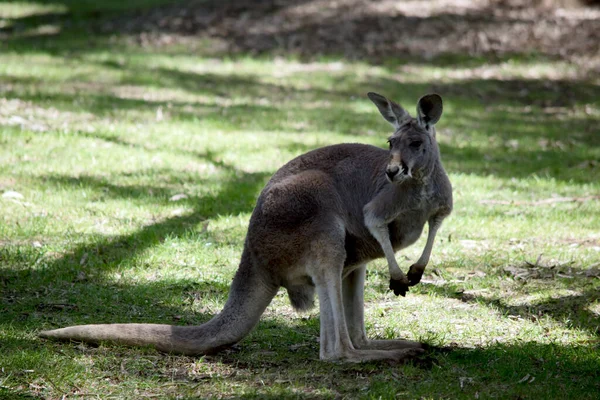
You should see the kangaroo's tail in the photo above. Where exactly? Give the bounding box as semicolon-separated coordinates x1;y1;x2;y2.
39;250;278;356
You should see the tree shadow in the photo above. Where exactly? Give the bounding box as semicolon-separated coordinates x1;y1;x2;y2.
422;341;600;399
3;64;598;185
370;76;600;109
1;68;374;136
3;0;598;72
1;2;599;397
0;148;275;347
421;278;600;337
125;65;352;100
0;269;321;395
29;157;270;274
438;138;599;185
0;387;39;400
3;295;599;398
481;289;599;335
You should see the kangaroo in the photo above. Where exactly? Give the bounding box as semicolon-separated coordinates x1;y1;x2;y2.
40;92;453;363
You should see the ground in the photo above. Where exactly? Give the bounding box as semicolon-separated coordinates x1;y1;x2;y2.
0;0;599;399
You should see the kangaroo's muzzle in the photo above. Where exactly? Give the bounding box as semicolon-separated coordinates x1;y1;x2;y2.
386;160;411;182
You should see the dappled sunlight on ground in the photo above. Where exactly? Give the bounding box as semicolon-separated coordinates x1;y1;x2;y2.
1;0;599;398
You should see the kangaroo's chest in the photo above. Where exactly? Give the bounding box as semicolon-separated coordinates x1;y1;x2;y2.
388;188;445;250
343;204;433;268
388;209;429;251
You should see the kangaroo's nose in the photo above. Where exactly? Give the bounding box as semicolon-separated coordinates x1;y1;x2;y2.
386;165;400;180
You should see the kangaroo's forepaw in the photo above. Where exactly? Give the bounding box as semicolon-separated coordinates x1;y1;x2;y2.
407;265;424;286
389;278;409;297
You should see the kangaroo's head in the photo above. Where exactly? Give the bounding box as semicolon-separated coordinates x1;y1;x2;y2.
367;92;443;183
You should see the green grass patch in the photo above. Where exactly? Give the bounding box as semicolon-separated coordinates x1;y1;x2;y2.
1;1;599;398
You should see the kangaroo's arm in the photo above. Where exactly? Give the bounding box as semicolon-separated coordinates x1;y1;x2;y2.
363;190;410;296
407;212;448;286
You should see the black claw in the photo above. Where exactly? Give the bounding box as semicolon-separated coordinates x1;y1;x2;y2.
389;278;409;297
407;266;424;286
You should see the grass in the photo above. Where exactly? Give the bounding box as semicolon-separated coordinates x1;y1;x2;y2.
1;1;599;399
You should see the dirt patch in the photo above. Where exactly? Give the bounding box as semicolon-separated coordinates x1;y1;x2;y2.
99;0;600;73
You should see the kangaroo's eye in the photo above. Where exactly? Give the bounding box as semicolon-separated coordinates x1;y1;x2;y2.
409;141;423;149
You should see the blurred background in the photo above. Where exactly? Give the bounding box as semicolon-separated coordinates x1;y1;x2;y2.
2;0;599;66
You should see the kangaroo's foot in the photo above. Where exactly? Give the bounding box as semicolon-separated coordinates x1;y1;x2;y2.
321;347;424;363
353;338;423;351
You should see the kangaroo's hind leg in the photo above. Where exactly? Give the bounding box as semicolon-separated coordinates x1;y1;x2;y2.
309;234;423;362
342;265;422;351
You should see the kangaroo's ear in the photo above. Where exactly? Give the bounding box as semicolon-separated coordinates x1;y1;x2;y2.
416;94;443;132
367;92;410;129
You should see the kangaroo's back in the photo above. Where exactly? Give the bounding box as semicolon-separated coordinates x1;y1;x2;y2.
258;143;388;225
266;143;387;194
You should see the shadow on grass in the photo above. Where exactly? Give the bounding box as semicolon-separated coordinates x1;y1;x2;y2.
0;72;369;135
2;215;599;397
0;387;39;399
3;0;598;71
421;280;600;337
421;341;600;398
1;2;598;397
470;289;600;337
32;155;270;271
3;67;598;184
371;76;600;109
122;65;353;101
439;139;599;185
2;314;599;398
0;148;272;338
